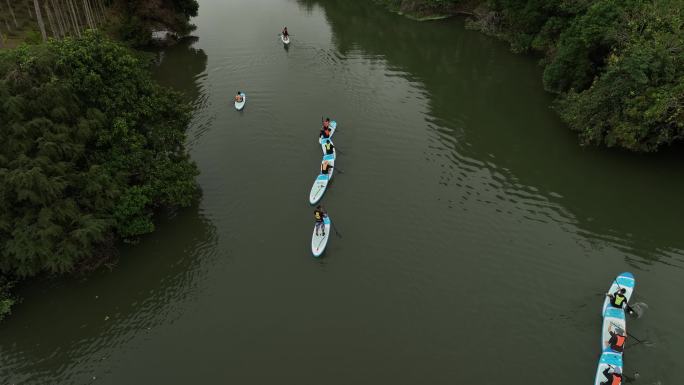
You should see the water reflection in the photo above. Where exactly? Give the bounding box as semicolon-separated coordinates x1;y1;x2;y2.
151;37;212;148
0;204;218;383
299;0;684;266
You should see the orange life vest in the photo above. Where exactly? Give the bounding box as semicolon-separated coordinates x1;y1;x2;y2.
615;335;625;348
610;374;622;385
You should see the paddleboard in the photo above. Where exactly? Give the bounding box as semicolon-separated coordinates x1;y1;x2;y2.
308;154;335;205
601;306;627;352
593;351;623;385
281;34;290;45
320;138;336;159
319;120;337;145
602;272;635;316
311;215;331;257
234;92;246;110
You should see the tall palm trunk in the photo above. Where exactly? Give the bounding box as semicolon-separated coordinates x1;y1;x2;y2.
33;0;47;41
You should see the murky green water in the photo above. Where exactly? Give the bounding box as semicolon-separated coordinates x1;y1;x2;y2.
2;0;683;383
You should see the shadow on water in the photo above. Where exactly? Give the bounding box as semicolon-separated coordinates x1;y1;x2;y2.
0;204;219;383
299;0;684;267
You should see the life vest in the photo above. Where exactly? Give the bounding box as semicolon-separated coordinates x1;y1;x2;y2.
613;294;625;306
612;335;625;351
325;142;332;152
610;374;622;385
314;211;322;220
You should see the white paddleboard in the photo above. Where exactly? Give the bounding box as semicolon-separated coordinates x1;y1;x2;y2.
281;35;290;45
234;92;246;110
593;351;623;385
601;306;627;352
308;154;335;205
602;272;635;316
311;215;331;257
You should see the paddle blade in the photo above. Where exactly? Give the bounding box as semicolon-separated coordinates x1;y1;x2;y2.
631;302;649;319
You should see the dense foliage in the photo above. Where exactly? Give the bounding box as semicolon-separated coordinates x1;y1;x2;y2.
380;0;684;152
116;0;200;46
0;32;199;283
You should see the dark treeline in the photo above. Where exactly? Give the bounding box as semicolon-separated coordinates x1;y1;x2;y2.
0;31;200;320
379;0;684;152
0;0;199;47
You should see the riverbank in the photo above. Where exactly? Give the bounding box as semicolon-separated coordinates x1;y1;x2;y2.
0;1;201;322
375;0;684;153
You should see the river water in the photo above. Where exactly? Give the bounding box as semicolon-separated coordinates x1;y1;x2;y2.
2;0;683;384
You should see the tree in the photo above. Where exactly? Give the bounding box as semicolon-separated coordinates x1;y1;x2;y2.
0;31;199;278
33;0;47;41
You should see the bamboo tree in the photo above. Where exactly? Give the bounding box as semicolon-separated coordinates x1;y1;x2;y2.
27;0;33;18
6;0;18;28
51;0;66;37
66;0;79;36
33;0;47;41
72;0;84;30
82;0;94;29
44;1;58;37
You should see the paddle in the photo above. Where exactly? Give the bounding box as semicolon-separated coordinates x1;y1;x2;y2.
331;220;343;238
608;321;654;348
321;206;342;238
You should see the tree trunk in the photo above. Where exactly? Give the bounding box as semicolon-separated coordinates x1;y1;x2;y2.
67;0;80;36
33;0;47;41
83;0;97;29
82;0;94;29
72;0;84;29
6;0;18;28
44;0;58;37
50;0;65;37
0;31;4;48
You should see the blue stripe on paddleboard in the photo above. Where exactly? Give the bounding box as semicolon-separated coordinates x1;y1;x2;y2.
616;276;635;288
317;175;329;181
323;217;331;225
323;154;334;161
599;352;623;367
604;307;626;320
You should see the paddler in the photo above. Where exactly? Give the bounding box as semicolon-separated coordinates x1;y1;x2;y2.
607;328;626;353
321;160;333;175
320;118;331;140
282;27;289;38
314;205;327;236
606;288;635;315
599;366;623;385
234;91;243;103
323;139;335;155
